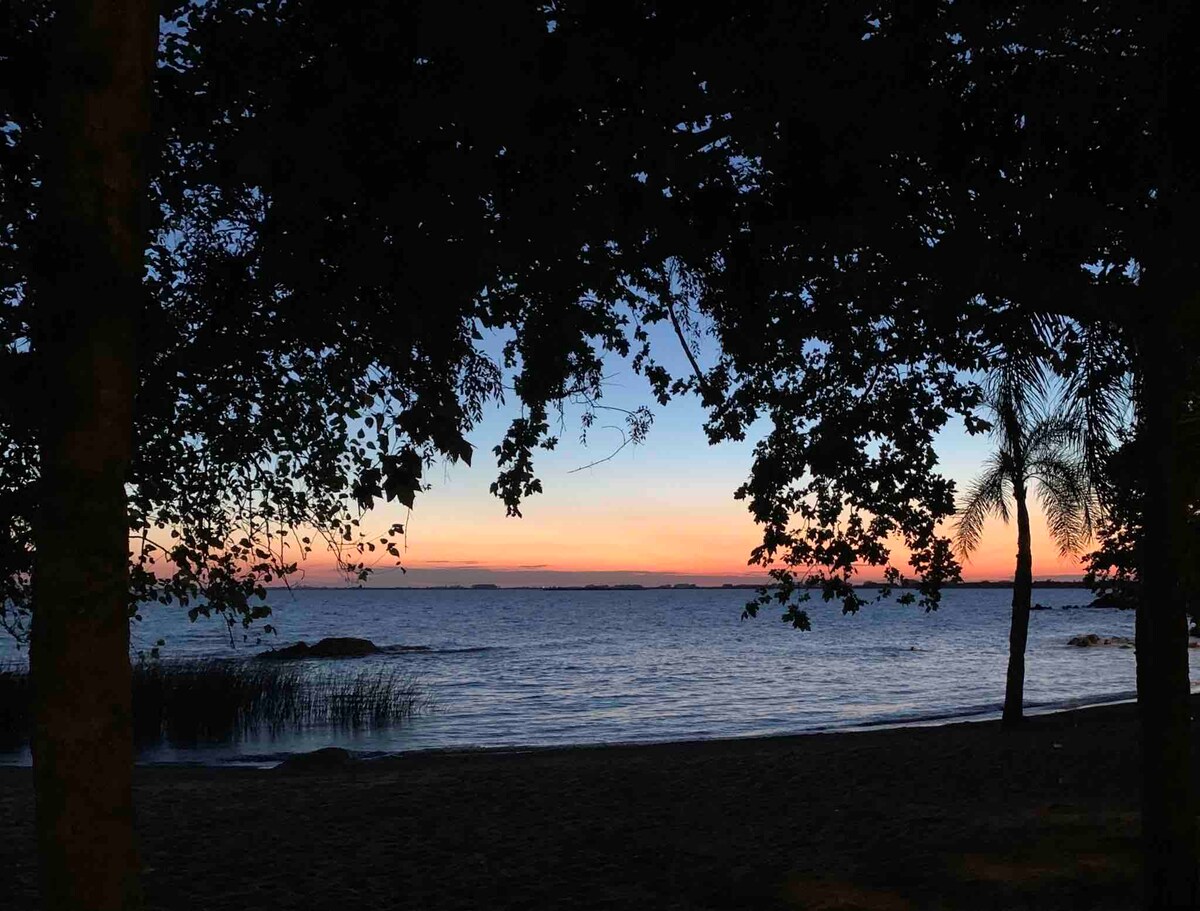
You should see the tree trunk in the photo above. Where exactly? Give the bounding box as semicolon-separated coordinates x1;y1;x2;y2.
1134;313;1196;910
1003;480;1033;727
29;3;155;909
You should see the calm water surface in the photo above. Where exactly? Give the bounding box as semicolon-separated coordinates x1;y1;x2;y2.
1;587;1172;765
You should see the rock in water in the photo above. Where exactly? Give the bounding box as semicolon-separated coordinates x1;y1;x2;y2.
308;637;380;657
1068;634;1135;648
258;640;311;659
259;636;380;659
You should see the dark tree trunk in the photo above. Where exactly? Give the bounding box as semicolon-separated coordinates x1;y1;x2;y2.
29;2;155;909
1134;312;1196;910
1003;480;1033;727
1136;6;1200;905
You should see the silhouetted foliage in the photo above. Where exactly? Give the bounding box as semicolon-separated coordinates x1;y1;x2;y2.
2;0;683;640
5;2;1200;909
675;5;1200;904
1086;422;1200;625
2;3;695;906
592;5;1199;902
955;359;1092;723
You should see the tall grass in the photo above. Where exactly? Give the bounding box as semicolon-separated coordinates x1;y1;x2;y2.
0;658;427;745
310;666;431;730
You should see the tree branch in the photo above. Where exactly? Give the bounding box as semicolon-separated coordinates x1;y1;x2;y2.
568;425;630;473
665;297;712;399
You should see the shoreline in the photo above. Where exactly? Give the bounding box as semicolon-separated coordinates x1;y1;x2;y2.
0;688;1143;770
2;695;1179;909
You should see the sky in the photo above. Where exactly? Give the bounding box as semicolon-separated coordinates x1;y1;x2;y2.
289;322;1087;588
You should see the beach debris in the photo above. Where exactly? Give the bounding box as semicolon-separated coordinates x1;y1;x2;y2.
257;637;381;659
275;747;355;772
1067;634;1135;648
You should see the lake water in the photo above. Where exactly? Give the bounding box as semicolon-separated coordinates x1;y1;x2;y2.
0;586;1172;765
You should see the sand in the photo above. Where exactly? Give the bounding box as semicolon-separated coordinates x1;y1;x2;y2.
1;700;1168;910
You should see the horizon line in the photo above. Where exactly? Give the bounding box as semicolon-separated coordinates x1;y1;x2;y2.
268;578;1088;591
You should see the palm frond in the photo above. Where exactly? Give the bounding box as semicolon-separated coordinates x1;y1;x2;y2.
1057;320;1133;499
1030;453;1094;557
954;461;1010;560
1025;413;1085;463
966;343;1114;563
987;352;1050;432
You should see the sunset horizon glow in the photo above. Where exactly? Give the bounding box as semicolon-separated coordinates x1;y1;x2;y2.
271;330;1090;591
285;510;1086;590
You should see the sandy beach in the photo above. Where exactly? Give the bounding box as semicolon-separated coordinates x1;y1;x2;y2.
1;699;1167;910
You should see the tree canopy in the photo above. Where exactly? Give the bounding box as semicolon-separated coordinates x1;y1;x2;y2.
1;0;702;639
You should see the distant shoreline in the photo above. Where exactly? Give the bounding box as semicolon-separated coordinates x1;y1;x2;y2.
269;580;1089;592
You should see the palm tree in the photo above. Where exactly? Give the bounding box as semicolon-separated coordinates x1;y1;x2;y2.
955;361;1093;726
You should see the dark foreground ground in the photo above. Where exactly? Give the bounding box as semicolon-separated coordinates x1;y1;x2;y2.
3;698;1183;910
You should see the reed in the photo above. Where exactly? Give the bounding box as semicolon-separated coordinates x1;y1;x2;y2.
308;666;431;729
0;658;426;744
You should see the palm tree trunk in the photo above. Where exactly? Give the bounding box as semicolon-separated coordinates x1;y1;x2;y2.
1003;480;1033;727
30;2;155;909
1134;314;1196;910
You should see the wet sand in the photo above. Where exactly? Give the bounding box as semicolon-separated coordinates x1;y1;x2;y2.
2;699;1171;910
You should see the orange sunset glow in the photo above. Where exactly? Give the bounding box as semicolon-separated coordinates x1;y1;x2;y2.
212;362;1095;590
274;383;1090;589
291;485;1085;588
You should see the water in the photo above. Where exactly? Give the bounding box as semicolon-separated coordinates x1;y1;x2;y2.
0;587;1171;765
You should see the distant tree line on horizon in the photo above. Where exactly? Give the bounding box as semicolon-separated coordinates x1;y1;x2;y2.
333;579;1099;591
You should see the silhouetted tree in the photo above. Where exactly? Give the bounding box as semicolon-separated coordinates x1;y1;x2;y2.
1087;414;1200;628
162;3;1200;907
636;4;1199;905
941;8;1200;903
0;2;682;906
629;4;993;627
954;361;1092;725
8;3;157;909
